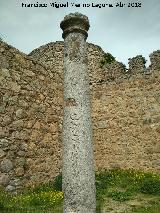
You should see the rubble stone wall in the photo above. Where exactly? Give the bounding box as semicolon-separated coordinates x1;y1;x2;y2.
149;50;160;71
0;41;63;191
92;70;160;172
0;40;160;191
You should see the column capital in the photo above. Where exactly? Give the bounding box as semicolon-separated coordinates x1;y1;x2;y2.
60;12;90;39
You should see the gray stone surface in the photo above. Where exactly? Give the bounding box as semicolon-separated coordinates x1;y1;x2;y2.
15;109;24;119
61;13;96;213
0;139;9;148
0;174;10;186
5;185;15;192
1;159;13;173
9;178;21;186
0;149;5;157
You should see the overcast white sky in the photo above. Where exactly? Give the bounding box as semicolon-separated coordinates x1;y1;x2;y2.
0;0;160;67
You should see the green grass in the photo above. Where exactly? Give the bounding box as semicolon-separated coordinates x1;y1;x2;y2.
132;202;160;213
0;185;63;212
95;168;160;212
0;169;160;212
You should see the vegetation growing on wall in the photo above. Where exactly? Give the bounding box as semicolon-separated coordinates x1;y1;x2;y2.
119;62;127;72
128;55;146;62
100;53;116;68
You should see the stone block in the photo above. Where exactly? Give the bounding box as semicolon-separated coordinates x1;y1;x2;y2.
1;159;13;173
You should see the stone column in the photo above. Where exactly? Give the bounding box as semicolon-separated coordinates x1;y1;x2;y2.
60;13;96;213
